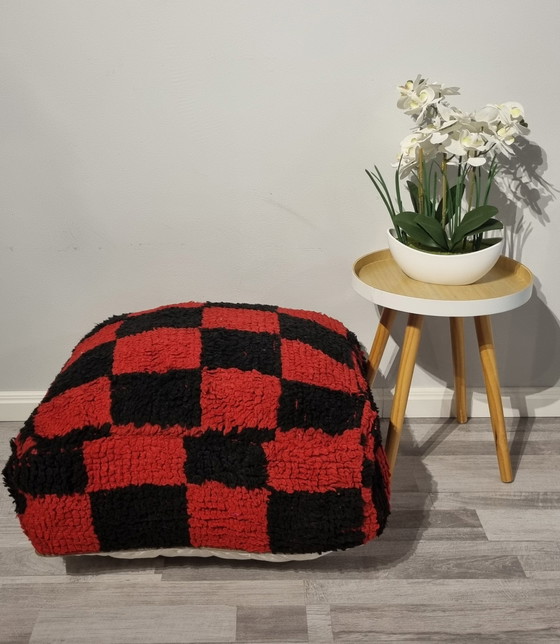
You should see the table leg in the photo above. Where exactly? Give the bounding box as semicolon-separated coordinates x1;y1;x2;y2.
474;315;513;483
450;317;468;424
385;313;423;473
367;307;397;385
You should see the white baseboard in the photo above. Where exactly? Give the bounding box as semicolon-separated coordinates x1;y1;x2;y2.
0;387;559;423
375;387;560;418
0;392;45;422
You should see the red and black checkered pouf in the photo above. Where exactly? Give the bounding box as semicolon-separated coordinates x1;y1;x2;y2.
3;302;390;557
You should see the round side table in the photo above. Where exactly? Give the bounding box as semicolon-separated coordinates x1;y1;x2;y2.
353;249;533;483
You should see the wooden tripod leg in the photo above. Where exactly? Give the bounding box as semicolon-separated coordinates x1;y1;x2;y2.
450;317;468;424
367;308;397;385
385;313;423;473
474;315;513;483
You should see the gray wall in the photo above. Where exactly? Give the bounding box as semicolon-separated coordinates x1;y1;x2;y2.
1;1;559;396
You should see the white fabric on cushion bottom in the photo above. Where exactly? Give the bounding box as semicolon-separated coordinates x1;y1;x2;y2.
86;547;328;561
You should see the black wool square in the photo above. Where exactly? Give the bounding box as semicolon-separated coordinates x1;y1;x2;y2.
15;447;88;496
116;306;203;338
184;431;268;489
32;424;112;451
268;489;365;553
278;381;365;435
201;329;281;376
205;302;278;312
111;370;201;428
44;342;115;402
278;313;353;366
90;484;190;551
79;313;129;342
369;458;390;535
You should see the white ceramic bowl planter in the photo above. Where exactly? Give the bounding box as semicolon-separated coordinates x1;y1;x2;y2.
387;229;504;286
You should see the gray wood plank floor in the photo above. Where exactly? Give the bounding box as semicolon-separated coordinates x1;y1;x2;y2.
1;418;559;643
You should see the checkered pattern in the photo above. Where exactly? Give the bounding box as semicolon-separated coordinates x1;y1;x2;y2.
2;302;390;556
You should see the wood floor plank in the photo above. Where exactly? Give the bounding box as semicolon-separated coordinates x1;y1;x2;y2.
403;439;560;456
64;554;164;576
162;552;524;581
396;417;560;433
412;456;560;492
345;539;559;558
0;580;306;609
0;607;37;644
0;548;163;581
431;491;560;510
329;604;560;641
0;573;163;586
306;605;334;643
381;508;488;541
236;606;307;642
305;578;560;605
477;508;560;541
519;551;560;574
29;605;237;643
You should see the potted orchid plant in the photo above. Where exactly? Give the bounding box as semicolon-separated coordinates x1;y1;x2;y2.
366;76;529;284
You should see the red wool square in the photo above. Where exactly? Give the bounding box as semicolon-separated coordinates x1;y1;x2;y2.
360;487;382;541
83;435;188;492
281;339;361;394
263;427;364;493
360;403;378;457
34;378;112;438
277;307;348;336
20;494;100;555
63;321;123;370
201;307;280;334
201;368;280;432
187;481;270;551
113;328;202;374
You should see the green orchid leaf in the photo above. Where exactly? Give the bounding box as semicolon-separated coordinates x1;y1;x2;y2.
436;183;466;225
435;199;443;223
450;218;503;251
451;205;499;247
469;218;504;235
414;213;450;250
393;212;441;249
448;183;466;214
406;181;420;213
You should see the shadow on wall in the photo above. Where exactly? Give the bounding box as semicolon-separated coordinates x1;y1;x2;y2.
493;137;558;261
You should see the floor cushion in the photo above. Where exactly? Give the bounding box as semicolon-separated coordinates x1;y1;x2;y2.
3;302;390;558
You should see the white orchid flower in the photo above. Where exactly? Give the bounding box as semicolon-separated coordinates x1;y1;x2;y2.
397;76;460;121
399;132;430;157
475;105;501;125
430;131;448;144
436;103;463;123
460;130;488;152
498;102;525;122
397;86;437;117
496;125;517;145
443;136;467;157
466;156;486;167
373;75;531;211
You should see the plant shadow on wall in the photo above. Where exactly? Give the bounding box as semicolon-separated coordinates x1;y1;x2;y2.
491;136;557;260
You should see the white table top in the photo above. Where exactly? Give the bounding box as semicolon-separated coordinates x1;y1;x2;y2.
353;250;533;317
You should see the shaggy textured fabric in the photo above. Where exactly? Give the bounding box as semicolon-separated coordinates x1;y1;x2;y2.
3;302;390;556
